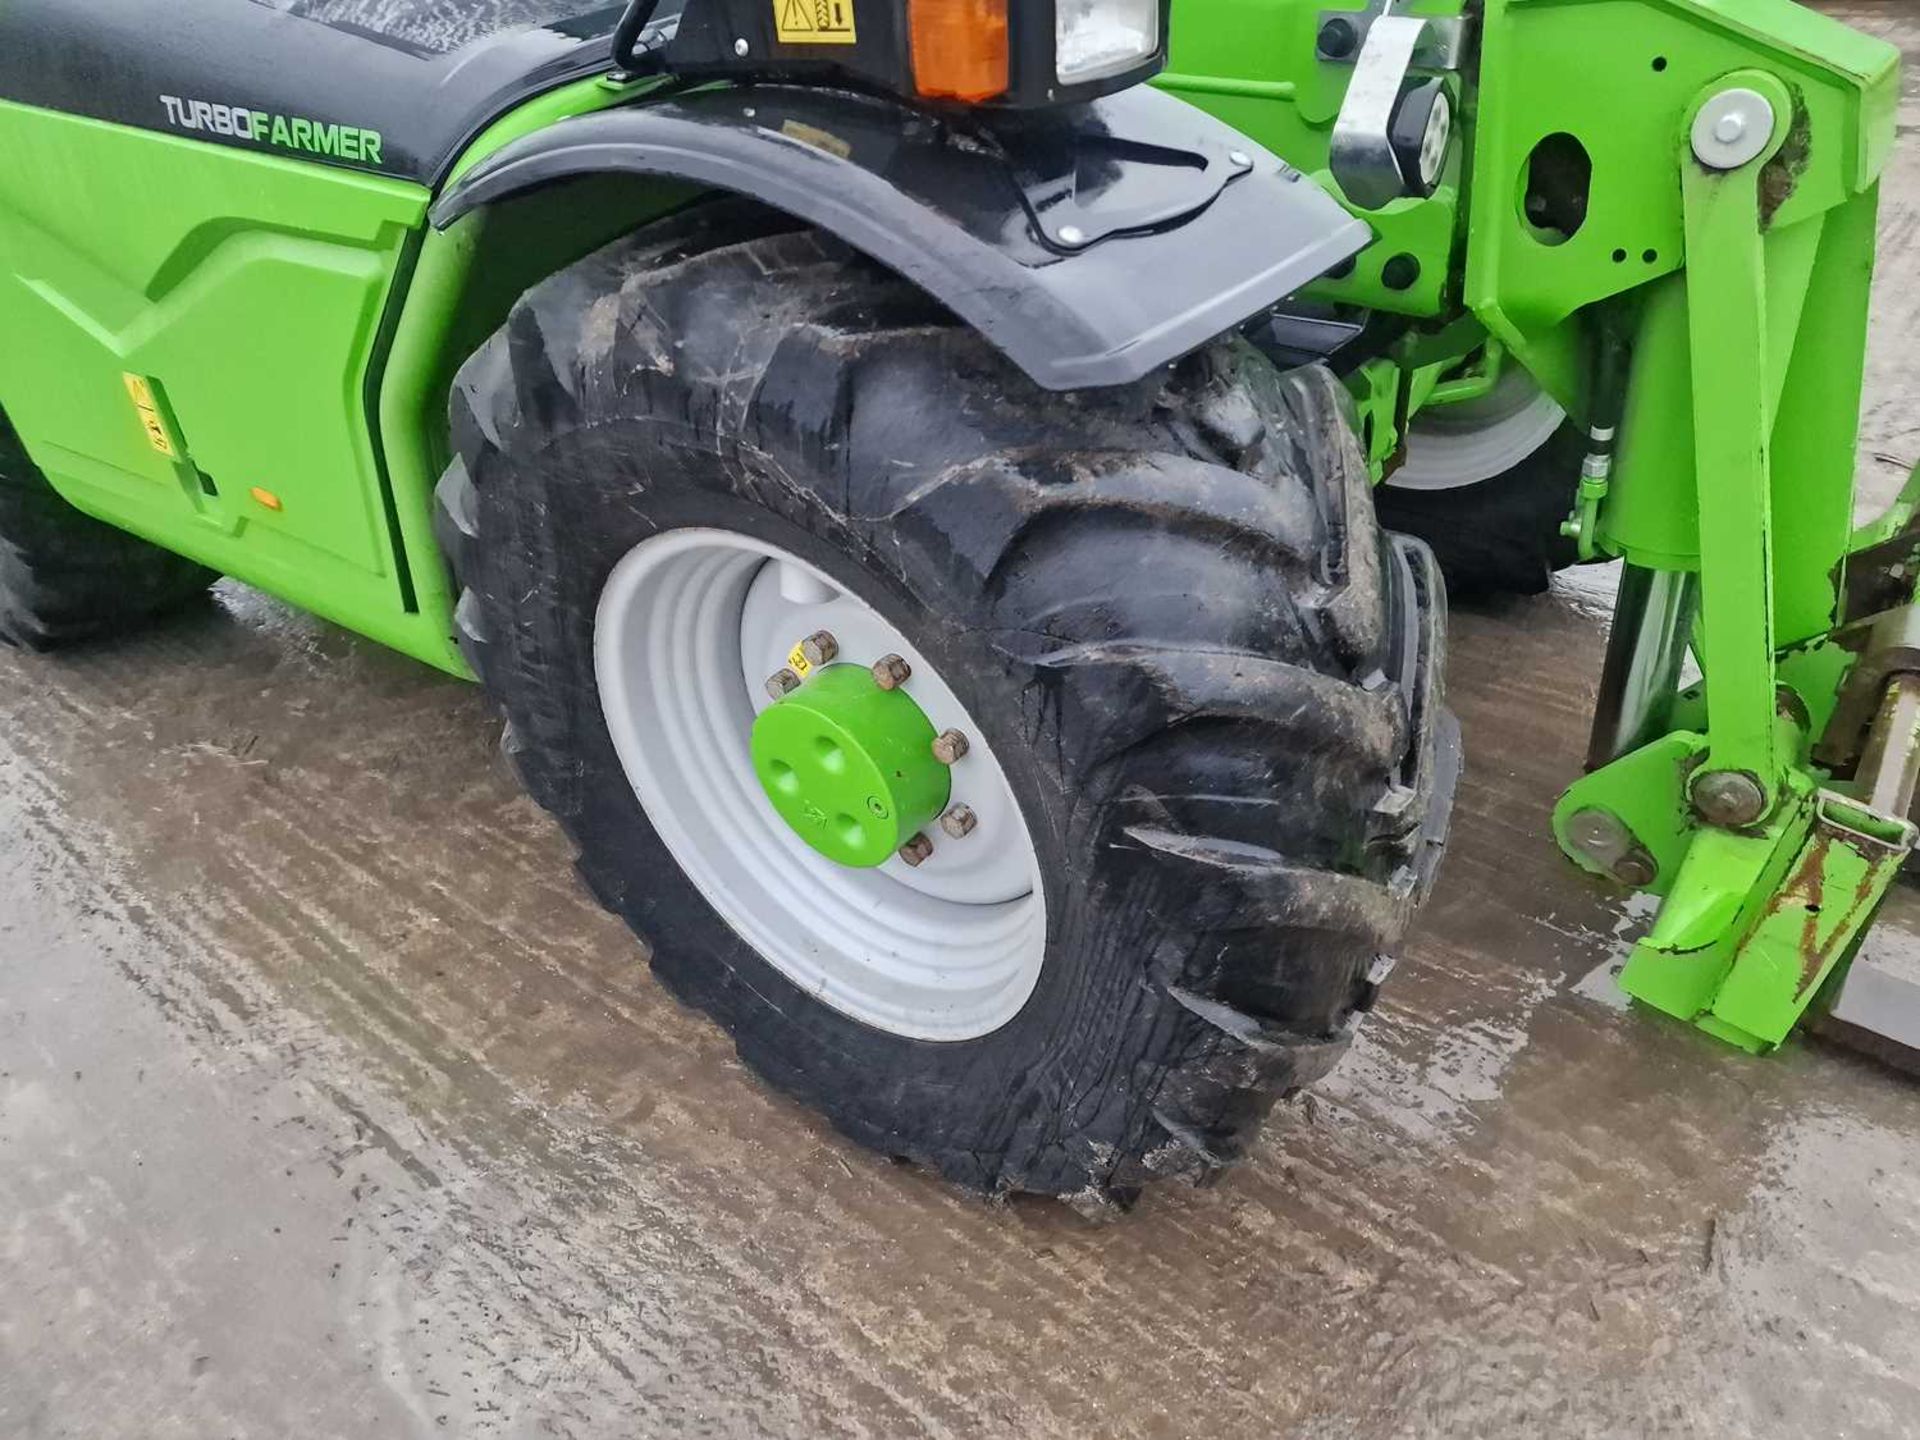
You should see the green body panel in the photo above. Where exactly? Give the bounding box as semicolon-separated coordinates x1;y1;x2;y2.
0;76;676;675
0;99;438;656
375;76;695;678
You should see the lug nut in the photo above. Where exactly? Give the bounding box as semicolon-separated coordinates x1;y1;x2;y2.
932;729;970;765
872;654;912;691
940;803;978;839
800;630;839;667
899;832;934;867
765;668;802;701
1689;769;1767;827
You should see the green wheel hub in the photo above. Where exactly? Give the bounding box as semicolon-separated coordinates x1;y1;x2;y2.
750;664;951;868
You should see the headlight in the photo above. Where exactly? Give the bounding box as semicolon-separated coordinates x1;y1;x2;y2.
1055;0;1160;86
660;0;1166;108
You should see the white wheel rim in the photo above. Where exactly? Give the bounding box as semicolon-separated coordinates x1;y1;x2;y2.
1390;366;1565;492
593;528;1047;1042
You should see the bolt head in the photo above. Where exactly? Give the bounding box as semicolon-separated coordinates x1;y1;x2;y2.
1690;87;1775;170
733;36;749;55
799;630;839;668
871;654;912;691
898;832;934;867
1690;769;1767;827
1228;149;1253;169
939;803;978;839
1317;16;1358;57
765;668;802;701
1566;807;1632;864
931;729;971;765
1611;852;1658;888
1057;224;1086;247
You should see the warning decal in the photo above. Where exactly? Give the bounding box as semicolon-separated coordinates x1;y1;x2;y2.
122;374;178;459
774;0;857;45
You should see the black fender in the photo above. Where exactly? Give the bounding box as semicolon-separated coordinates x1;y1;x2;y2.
432;84;1370;391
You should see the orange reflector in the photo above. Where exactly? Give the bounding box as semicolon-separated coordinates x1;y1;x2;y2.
250;486;283;512
910;0;1009;103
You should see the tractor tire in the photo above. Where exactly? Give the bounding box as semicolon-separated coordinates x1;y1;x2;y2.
438;199;1456;1207
0;412;216;649
1374;368;1583;596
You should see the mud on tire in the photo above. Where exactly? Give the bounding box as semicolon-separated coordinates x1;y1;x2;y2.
438;198;1455;1206
0;412;216;650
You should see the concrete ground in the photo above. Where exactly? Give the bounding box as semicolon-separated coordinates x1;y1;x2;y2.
7;6;1920;1437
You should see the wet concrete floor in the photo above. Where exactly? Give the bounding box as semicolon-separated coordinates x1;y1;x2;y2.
7;6;1920;1437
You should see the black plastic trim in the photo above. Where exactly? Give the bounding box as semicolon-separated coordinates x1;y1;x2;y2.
433;84;1370;390
0;1;636;185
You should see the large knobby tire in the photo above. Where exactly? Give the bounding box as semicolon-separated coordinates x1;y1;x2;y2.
1374;372;1583;596
0;412;216;649
438;199;1454;1206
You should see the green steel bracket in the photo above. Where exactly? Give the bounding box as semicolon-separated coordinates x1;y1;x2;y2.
1561;453;1610;563
1678;71;1794;817
1849;460;1920;558
1555;730;1705;894
1708;790;1915;1050
1559;719;1915;1052
1425;335;1504;407
1160;0;1470;318
1346;318;1492;480
1348;356;1405;477
1550;70;1920;1053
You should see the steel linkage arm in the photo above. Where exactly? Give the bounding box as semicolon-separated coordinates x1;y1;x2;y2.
1555;70;1919;1052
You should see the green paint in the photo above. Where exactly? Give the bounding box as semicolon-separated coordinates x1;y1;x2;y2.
0;74;667;676
751;666;950;868
0;98;446;662
1170;0;1909;1050
1678;70;1794;810
1160;0;1467;319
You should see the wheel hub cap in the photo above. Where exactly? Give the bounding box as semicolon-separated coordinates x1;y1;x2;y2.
592;529;1047;1040
750;664;950;867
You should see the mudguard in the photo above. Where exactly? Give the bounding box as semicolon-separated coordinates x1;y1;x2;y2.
433;84;1371;390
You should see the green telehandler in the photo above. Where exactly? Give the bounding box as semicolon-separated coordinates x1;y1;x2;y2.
0;0;1909;1206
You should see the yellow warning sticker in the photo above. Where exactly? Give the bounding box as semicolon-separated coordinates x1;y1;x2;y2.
788;641;814;677
122;373;177;458
774;0;857;45
779;120;853;158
